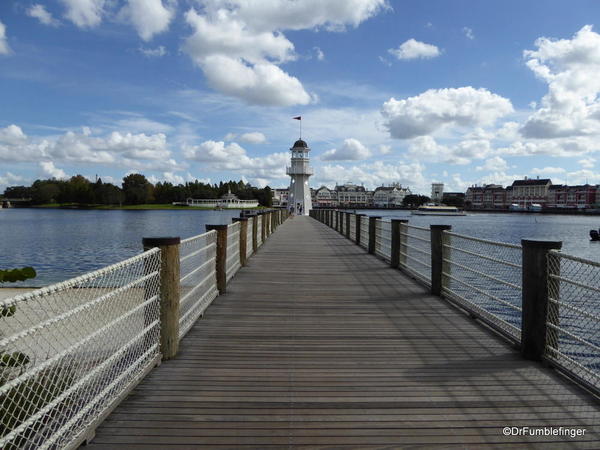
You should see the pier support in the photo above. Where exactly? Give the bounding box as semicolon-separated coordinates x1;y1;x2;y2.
521;239;562;361
430;225;452;296
206;224;228;295
142;236;181;360
391;219;408;269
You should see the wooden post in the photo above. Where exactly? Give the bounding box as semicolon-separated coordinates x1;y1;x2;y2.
391;219;408;269
356;214;364;245
260;212;267;242
368;216;381;254
521;239;562;361
399;221;408;268
205;224;228;295
251;214;258;252
142;236;181;360
271;210;276;233
232;217;248;267
430;225;452;296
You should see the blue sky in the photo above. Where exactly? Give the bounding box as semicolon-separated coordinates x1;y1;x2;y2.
2;0;600;194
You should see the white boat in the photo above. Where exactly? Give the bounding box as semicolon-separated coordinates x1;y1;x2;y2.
527;203;543;212
509;204;525;211
411;204;466;216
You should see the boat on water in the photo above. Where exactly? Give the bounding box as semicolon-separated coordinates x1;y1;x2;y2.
411;204;466;216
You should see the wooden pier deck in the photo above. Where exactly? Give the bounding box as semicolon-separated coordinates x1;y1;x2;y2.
87;216;600;448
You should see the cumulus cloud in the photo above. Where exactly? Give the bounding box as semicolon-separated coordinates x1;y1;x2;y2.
388;39;440;60
139;45;167;58
182;1;386;105
314;46;325;60
121;0;174;41
408;135;492;165
0;172;25;189
321;138;372;161
0;20;11;55
40;161;68;179
463;27;474;40
475;156;508;172
27;4;61;27
60;0;105;28
381;87;513;139
521;25;600;139
530;166;566;175
579;157;596;169
239;132;266;144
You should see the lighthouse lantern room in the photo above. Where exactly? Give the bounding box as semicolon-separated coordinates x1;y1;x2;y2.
286;139;313;216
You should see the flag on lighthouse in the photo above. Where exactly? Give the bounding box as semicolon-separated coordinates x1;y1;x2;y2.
293;116;301;120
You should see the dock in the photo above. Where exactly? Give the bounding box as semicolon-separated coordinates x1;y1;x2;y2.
85;216;600;448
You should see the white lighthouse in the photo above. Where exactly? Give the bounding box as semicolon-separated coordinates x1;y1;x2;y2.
286;139;313;215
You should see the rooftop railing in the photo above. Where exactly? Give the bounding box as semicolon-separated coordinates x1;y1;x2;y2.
310;208;600;397
0;208;289;449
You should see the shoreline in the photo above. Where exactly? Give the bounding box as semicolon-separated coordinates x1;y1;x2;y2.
3;204;270;211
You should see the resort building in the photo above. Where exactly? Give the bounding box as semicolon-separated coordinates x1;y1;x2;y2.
372;184;411;208
313;186;337;207
510;177;552;208
547;184;598;209
335;183;371;207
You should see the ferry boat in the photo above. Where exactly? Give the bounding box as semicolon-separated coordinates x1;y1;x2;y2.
411;204;466;216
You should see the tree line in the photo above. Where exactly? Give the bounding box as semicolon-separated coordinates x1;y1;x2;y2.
2;173;273;207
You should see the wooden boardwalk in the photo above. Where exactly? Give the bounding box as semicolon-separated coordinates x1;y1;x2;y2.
88;216;600;449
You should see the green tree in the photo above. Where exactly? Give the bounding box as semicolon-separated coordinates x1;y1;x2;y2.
122;173;154;205
403;194;431;208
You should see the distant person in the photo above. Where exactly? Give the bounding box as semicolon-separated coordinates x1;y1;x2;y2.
290;206;295;217
298;204;303;215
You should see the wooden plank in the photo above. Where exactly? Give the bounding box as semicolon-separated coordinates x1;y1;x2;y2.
87;216;600;448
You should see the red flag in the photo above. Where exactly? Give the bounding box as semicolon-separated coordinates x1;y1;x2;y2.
293;116;301;120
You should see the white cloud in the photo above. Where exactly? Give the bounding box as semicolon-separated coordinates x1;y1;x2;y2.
40;161;68;179
0;20;11;55
60;0;105;28
381;87;513;139
579;157;596;169
475;156;508;172
379;144;391;154
388;39;440;60
521;25;600;139
321;138;372;161
530;166;566;175
408;135;493;165
121;0;174;41
182;1;386;105
239;132;266;144
463;27;474;40
0;172;25;189
27;4;61;27
314;46;325;60
139;46;167;58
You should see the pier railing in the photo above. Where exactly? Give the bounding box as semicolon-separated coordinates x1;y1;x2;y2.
0;208;288;449
311;208;600;396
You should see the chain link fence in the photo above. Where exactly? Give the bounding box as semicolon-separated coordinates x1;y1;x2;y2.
441;231;522;342
400;224;431;286
0;249;161;450
179;231;218;339
547;251;600;391
256;215;263;247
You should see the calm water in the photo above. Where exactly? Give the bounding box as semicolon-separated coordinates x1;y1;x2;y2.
2;208;600;286
0;208;241;286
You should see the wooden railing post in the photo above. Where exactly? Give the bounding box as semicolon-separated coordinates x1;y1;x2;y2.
521;239;562;361
260;212;267;242
338;211;343;233
232;217;248;267
368;216;381;254
251;214;258;253
206;224;228;295
356;214;364;245
271;210;276;233
142;236;181;360
430;225;452;296
391;219;408;269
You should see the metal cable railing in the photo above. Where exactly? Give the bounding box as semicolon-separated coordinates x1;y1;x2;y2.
400;224;431;286
349;214;356;241
256;216;263;247
374;219;392;262
226;222;241;282
546;251;600;391
0;249;161;450
359;216;369;250
441;231;522;342
246;217;254;259
179;231;218;339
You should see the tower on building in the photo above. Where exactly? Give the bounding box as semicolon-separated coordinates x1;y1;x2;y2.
286;139;313;215
431;183;444;204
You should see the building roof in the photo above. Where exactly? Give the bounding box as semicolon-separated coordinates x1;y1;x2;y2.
292;139;309;149
512;178;551;186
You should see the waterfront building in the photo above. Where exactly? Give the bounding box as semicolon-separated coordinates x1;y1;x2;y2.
286;139;313;215
547;184;598;209
184;189;259;208
372;184;411;208
511;177;552;208
335;183;371;207
313;186;337;207
431;183;444;204
272;188;289;207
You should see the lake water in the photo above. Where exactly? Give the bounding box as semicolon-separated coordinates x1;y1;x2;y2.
1;208;600;286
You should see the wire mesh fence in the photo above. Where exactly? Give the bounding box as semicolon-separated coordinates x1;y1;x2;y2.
400;224;431;286
374;219;392;262
226;222;242;282
246;217;254;259
441;231;522;342
0;249;161;450
256;216;263;247
359;216;369;250
179;231;218;339
547;251;600;391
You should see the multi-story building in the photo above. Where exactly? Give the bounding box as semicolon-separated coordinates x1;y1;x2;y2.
465;184;506;209
431;183;444;204
313;186;337;207
272;188;289;207
547;184;598;209
372;184;411;208
335;183;371;207
511;177;552;208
